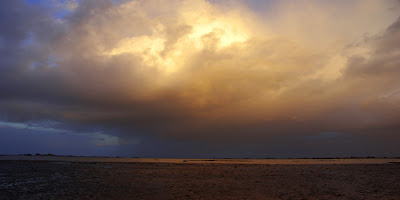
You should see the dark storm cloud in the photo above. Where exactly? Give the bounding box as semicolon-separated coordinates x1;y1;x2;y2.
340;17;400;137
0;0;400;157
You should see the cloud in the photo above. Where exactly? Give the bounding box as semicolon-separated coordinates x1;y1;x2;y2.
1;0;400;151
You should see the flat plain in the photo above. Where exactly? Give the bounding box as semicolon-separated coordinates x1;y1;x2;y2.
1;156;399;199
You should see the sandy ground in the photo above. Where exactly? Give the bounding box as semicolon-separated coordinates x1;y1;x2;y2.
1;157;400;199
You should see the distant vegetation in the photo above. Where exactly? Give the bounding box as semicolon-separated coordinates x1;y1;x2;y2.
20;153;57;156
34;153;55;156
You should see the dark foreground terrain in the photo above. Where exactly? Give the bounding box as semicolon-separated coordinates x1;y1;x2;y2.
1;160;399;200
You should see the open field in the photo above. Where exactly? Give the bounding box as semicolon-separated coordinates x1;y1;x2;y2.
1;157;400;199
1;155;400;165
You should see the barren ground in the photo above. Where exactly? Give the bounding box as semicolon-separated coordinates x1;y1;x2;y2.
0;158;399;199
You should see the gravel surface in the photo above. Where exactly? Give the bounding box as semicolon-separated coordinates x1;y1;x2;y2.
1;160;400;199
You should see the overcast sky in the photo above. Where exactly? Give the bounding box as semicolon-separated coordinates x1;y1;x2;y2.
1;0;400;158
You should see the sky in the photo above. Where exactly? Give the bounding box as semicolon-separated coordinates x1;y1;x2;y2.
1;0;400;158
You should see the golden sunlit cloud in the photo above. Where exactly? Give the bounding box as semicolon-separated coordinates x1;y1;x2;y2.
1;0;400;145
103;0;251;75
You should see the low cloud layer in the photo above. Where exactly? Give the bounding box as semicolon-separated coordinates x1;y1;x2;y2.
1;0;400;156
